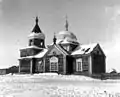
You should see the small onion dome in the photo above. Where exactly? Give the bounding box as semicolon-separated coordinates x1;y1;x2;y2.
28;32;45;39
57;30;77;42
28;17;45;39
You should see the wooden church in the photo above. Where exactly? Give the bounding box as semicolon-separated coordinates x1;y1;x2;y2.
18;17;106;76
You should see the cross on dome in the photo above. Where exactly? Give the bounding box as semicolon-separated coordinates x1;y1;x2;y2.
53;32;57;44
35;16;39;24
65;15;69;31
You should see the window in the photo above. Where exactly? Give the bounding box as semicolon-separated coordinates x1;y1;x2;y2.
41;42;43;46
76;58;82;71
50;56;58;71
36;61;43;72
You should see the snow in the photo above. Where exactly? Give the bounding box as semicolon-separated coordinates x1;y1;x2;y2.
72;43;98;55
0;66;10;69
58;38;78;44
19;55;34;59
28;32;45;39
0;74;120;97
19;49;48;59
0;73;120;97
20;45;42;50
35;49;48;58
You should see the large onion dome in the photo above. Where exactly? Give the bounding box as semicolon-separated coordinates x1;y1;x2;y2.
57;30;77;42
57;16;78;43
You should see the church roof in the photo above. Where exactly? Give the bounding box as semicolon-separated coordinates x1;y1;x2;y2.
32;17;42;33
47;44;69;55
35;49;48;58
71;43;98;55
56;44;69;55
57;16;78;44
19;48;48;59
28;32;45;39
32;24;42;33
20;45;43;50
56;39;79;45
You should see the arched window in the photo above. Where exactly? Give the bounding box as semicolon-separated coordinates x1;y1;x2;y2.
50;56;58;71
76;58;82;71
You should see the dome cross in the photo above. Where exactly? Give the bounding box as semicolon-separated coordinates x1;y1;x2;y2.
35;16;39;24
65;15;69;31
53;32;57;44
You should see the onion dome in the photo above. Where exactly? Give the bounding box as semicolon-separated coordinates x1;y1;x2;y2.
57;16;78;43
58;30;77;42
28;17;45;39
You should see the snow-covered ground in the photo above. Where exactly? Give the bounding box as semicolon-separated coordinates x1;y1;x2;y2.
0;73;120;97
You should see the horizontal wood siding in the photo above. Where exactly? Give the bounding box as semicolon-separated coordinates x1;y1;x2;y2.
45;56;50;72
82;56;89;72
20;59;31;73
73;55;89;75
92;54;106;74
58;55;64;74
20;48;42;57
45;55;64;74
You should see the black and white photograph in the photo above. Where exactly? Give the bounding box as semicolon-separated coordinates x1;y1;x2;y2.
0;0;120;96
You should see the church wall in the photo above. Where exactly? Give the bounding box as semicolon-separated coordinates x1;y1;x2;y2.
20;49;42;57
44;55;64;74
92;53;106;74
72;55;90;75
19;59;31;73
29;39;45;48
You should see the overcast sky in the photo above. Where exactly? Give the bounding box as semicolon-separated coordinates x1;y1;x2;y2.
1;0;120;72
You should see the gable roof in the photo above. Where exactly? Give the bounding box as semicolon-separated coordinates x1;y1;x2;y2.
45;44;69;56
71;43;99;55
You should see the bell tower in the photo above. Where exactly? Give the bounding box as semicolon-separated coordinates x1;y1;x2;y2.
28;17;45;48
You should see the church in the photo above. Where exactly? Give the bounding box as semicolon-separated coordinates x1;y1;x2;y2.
18;17;106;76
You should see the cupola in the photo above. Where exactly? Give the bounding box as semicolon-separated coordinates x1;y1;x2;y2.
28;17;45;48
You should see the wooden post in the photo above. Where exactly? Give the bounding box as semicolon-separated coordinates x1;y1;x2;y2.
63;56;66;74
19;60;21;73
43;58;45;73
89;55;92;75
30;59;33;74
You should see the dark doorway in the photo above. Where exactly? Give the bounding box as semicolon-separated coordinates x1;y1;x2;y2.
32;58;36;73
66;56;74;74
92;54;105;74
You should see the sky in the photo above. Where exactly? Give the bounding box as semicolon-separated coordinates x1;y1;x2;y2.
1;0;120;72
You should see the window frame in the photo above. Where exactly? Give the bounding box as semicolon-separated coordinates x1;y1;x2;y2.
50;56;58;72
76;58;83;72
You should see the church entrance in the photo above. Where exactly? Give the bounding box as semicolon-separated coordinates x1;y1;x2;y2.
66;56;74;74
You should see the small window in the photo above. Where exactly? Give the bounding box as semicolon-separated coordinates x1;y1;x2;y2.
50;56;58;71
76;58;82;71
85;48;90;52
41;42;43;46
